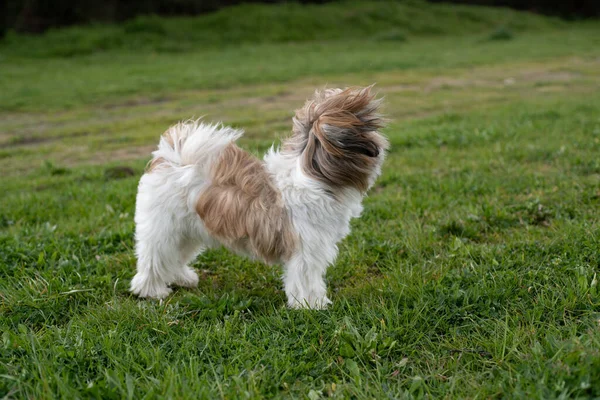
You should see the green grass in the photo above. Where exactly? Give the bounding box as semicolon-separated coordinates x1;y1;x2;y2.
1;2;600;398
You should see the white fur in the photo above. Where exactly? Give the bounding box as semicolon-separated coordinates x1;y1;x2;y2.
130;121;384;309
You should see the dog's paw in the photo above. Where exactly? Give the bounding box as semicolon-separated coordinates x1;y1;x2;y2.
171;266;199;288
132;285;172;300
288;296;332;310
130;273;172;299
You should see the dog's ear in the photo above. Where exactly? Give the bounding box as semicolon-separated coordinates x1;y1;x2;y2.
290;86;388;192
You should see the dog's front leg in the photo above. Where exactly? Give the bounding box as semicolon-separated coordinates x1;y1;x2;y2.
283;250;333;309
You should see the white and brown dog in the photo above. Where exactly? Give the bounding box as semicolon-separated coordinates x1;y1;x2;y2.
130;86;388;309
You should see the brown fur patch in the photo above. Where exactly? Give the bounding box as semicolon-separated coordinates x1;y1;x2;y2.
145;157;166;172
145;127;176;172
196;144;297;263
284;86;388;193
162;127;176;147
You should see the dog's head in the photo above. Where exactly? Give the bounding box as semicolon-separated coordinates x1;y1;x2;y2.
287;85;388;193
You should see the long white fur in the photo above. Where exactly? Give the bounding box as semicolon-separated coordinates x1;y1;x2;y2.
131;121;383;308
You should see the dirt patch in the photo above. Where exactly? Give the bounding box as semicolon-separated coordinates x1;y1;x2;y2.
84;145;156;167
382;83;422;92
379;61;586;96
0;130;91;149
103;96;172;109
1;135;51;148
517;71;580;83
217;87;312;112
2;57;597;174
424;77;499;92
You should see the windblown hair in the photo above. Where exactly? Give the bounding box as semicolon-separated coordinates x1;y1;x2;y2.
196;144;298;263
284;86;388;192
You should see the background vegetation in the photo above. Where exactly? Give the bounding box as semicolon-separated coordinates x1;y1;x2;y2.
3;0;598;35
1;1;599;398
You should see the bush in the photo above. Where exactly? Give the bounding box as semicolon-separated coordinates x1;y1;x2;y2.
123;16;167;35
488;26;514;40
373;29;407;42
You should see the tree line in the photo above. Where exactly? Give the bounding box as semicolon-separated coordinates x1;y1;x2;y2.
2;0;598;36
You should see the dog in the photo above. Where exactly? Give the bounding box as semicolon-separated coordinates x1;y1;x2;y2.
130;86;388;309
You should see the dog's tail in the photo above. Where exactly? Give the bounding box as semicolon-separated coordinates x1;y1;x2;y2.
147;120;243;173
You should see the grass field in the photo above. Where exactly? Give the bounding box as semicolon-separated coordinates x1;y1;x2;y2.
1;1;600;398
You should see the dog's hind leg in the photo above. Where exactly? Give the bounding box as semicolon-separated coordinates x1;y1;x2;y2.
130;239;175;299
131;235;203;298
170;239;203;289
130;174;197;299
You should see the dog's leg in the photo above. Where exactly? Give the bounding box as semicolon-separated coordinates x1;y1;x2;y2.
130;235;177;299
131;237;202;298
130;174;194;299
132;222;208;298
284;251;333;309
170;240;203;288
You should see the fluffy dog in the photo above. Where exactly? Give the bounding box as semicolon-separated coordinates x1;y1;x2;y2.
130;86;388;308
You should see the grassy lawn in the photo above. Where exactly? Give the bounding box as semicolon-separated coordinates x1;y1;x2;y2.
1;2;600;398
